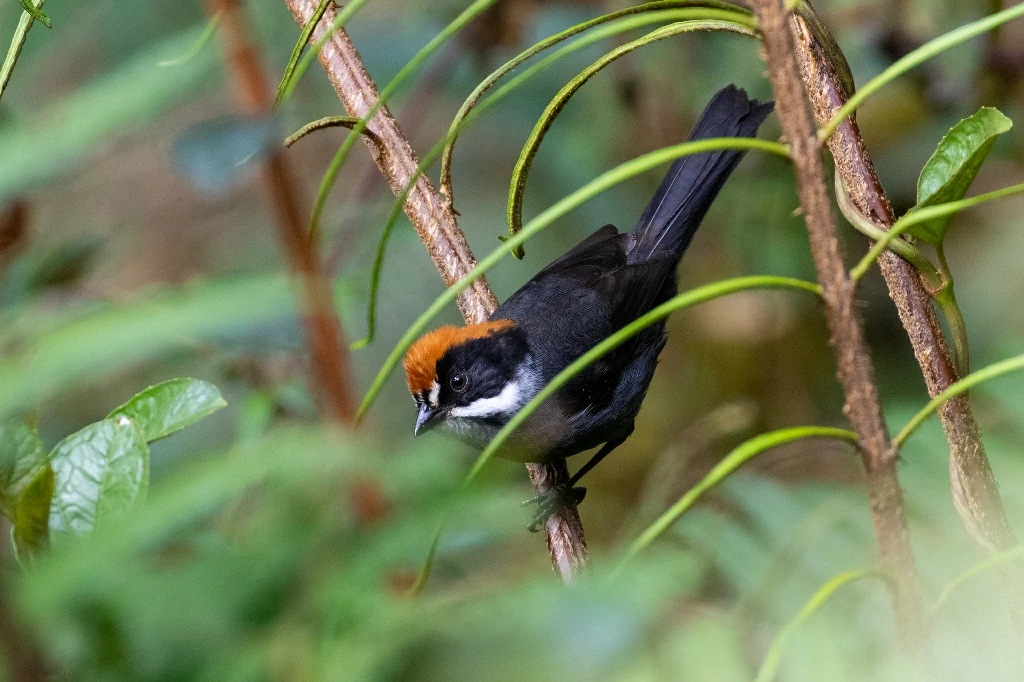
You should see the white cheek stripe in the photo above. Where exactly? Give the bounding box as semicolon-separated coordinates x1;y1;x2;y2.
450;380;522;418
428;380;440;407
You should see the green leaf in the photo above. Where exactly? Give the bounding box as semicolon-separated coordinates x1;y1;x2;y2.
755;569;880;682
17;0;51;28
908;107;1013;242
506;15;758;258
12;464;53;564
108;378;227;443
49;418;149;538
0;415;47;519
818;1;1024;141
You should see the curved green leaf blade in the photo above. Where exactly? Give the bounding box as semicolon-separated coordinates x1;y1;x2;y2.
909;107;1013;243
0;415;47;519
108;378;227;443
49;418;149;538
17;0;51;29
755;569;880;682
13;464;53;563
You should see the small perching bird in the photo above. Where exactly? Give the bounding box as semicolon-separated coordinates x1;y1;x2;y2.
404;85;774;529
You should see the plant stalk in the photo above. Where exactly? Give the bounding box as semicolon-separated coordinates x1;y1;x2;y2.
789;2;1024;641
283;0;589;581
206;0;357;425
751;0;927;650
0;0;46;100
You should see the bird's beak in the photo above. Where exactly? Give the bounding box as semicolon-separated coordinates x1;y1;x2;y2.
414;404;440;437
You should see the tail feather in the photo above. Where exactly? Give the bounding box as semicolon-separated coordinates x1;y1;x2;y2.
628;85;774;263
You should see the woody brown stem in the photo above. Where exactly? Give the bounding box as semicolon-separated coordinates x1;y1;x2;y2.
790;2;1024;640
283;0;588;580
206;0;357;425
751;0;926;650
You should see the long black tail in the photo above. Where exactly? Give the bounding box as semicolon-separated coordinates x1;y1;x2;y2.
628;85;774;263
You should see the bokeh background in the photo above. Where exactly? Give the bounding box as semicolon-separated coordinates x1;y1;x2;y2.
1;0;1024;679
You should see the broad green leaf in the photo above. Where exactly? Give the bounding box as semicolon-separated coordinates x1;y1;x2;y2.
0;415;47;519
908;107;1013;242
108;378;227;443
13;464;53;563
49;418;149;538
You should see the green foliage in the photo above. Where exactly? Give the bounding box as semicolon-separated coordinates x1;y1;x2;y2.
12;463;53;562
505;13;757;258
107;378;228;443
0;275;348;416
274;0;373;105
283;115;361;147
755;569;881;682
7;420;1021;680
0;0;47;99
0;414;47;518
17;0;51;29
157;11;220;68
440;0;755;211
934;546;1024;615
847;108;1019;377
0;22;217;201
618;426;856;571
895;352;1024;446
5;1;1024;680
304;0;498;242
48;418;151;539
0;380;225;559
818;1;1024;141
358;6;749;346
908;108;1013;243
274;0;333;104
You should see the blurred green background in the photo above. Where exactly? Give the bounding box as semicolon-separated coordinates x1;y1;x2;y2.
1;0;1024;679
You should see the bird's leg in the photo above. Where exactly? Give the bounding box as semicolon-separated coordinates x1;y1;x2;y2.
523;436;627;532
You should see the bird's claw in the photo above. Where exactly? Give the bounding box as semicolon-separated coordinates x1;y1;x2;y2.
523;485;586;533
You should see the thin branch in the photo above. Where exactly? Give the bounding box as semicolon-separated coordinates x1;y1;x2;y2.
751;0;927;650
789;2;1024;636
205;0;357;425
283;0;588;581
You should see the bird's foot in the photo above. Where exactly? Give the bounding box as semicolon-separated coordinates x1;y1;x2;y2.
522;485;586;533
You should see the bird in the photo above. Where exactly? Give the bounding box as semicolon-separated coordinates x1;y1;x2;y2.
403;85;774;530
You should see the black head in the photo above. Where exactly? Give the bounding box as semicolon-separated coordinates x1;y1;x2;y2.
403;320;532;436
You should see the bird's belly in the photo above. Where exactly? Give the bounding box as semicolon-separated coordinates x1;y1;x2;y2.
439;417;535;461
441;412;567;464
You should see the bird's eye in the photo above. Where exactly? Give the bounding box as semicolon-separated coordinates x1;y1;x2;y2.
450;372;468;392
